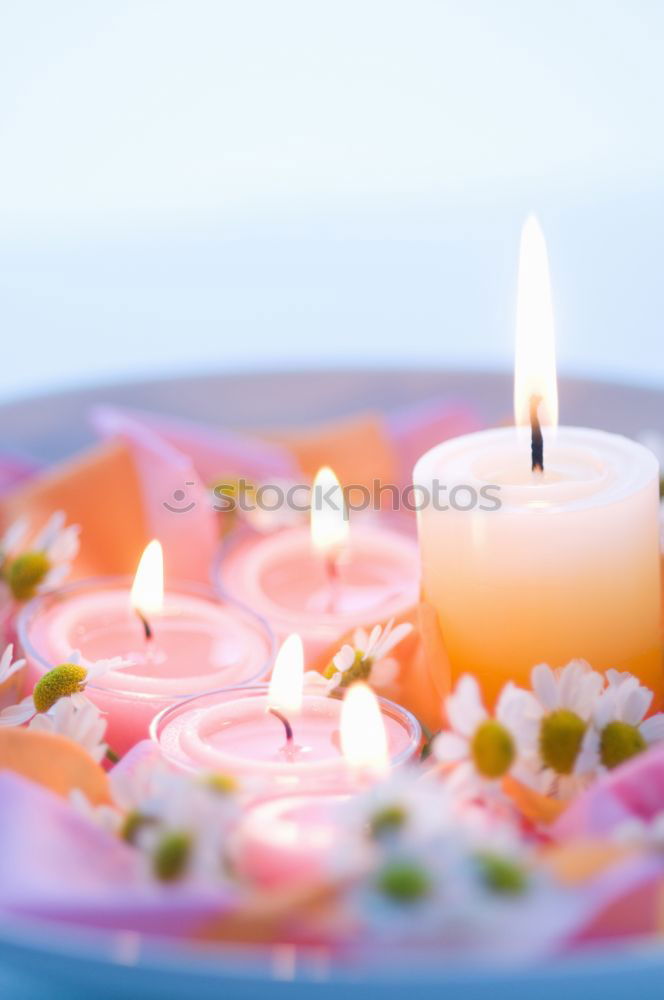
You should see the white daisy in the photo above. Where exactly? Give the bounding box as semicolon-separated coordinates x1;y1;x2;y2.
0;644;26;685
66;651;133;707
30;511;81;590
433;674;531;799
0;653;131;725
132;767;241;882
3;511;81;601
512;661;605;799
307;619;413;695
0;696;36;727
0;517;29;563
69;787;123;834
576;670;664;775
346;767;453;848
29;697;108;762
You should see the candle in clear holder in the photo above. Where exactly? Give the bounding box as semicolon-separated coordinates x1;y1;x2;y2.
217;468;420;662
152;638;420;789
231;789;352;888
19;544;274;753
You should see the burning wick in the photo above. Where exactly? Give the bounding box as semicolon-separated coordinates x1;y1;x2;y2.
529;394;544;473
268;707;294;744
136;609;153;641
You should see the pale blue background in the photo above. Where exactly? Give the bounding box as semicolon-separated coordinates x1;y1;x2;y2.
1;0;663;402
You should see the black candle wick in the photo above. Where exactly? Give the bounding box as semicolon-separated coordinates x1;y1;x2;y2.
530;394;544;473
136;608;153;641
268;707;294;744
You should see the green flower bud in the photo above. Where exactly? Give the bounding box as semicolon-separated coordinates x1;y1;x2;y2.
377;860;431;903
7;551;51;601
33;663;87;713
152;832;191;881
600;720;647;770
539;709;586;775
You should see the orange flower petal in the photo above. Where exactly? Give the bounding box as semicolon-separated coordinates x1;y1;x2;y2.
0;727;110;804
503;774;567;826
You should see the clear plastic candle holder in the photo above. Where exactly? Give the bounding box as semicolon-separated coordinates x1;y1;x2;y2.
18;577;275;755
214;524;421;663
150;684;422;791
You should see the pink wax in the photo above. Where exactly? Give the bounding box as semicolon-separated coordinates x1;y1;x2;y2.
152;686;421;789
217;524;420;660
232;790;352;889
19;579;274;754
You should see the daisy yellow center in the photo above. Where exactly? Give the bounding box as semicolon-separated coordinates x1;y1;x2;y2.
7;551;51;601
470;720;515;778
377;861;431;903
324;650;371;687
600;721;647;770
369;804;408;839
474;852;528;895
33;663;87;713
539;709;586;775
121;810;155;844
152;832;191;881
203;773;238;795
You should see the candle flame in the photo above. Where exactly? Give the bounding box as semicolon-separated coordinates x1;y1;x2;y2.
268;633;304;715
310;466;349;556
340;682;389;776
514;214;559;430
130;540;164;615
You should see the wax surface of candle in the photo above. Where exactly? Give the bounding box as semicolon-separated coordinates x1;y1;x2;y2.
218;524;419;659
154;687;419;785
233;791;351;888
414;426;662;706
21;583;272;753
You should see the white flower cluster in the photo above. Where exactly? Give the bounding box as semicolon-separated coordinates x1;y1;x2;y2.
0;512;80;602
73;755;240;883
0;646;132;762
305;619;413;695
334;769;576;957
435;662;664;802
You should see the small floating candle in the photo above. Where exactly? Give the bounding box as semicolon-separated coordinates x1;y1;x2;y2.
151;634;421;788
19;541;274;753
231;682;392;888
217;467;420;661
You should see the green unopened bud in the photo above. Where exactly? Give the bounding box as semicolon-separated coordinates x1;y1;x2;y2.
369;804;408;839
539;709;586;775
153;832;191;881
474;852;528;895
377;861;431;903
600;721;647;770
33;663;87;713
7;551;51;601
471;720;515;778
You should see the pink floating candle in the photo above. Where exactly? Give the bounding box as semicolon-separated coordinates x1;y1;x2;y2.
19;541;274;754
217;467;420;661
232;789;352;889
231;681;399;887
151;636;421;789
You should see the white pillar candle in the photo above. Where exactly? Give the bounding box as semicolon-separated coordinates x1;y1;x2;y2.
414;217;662;707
